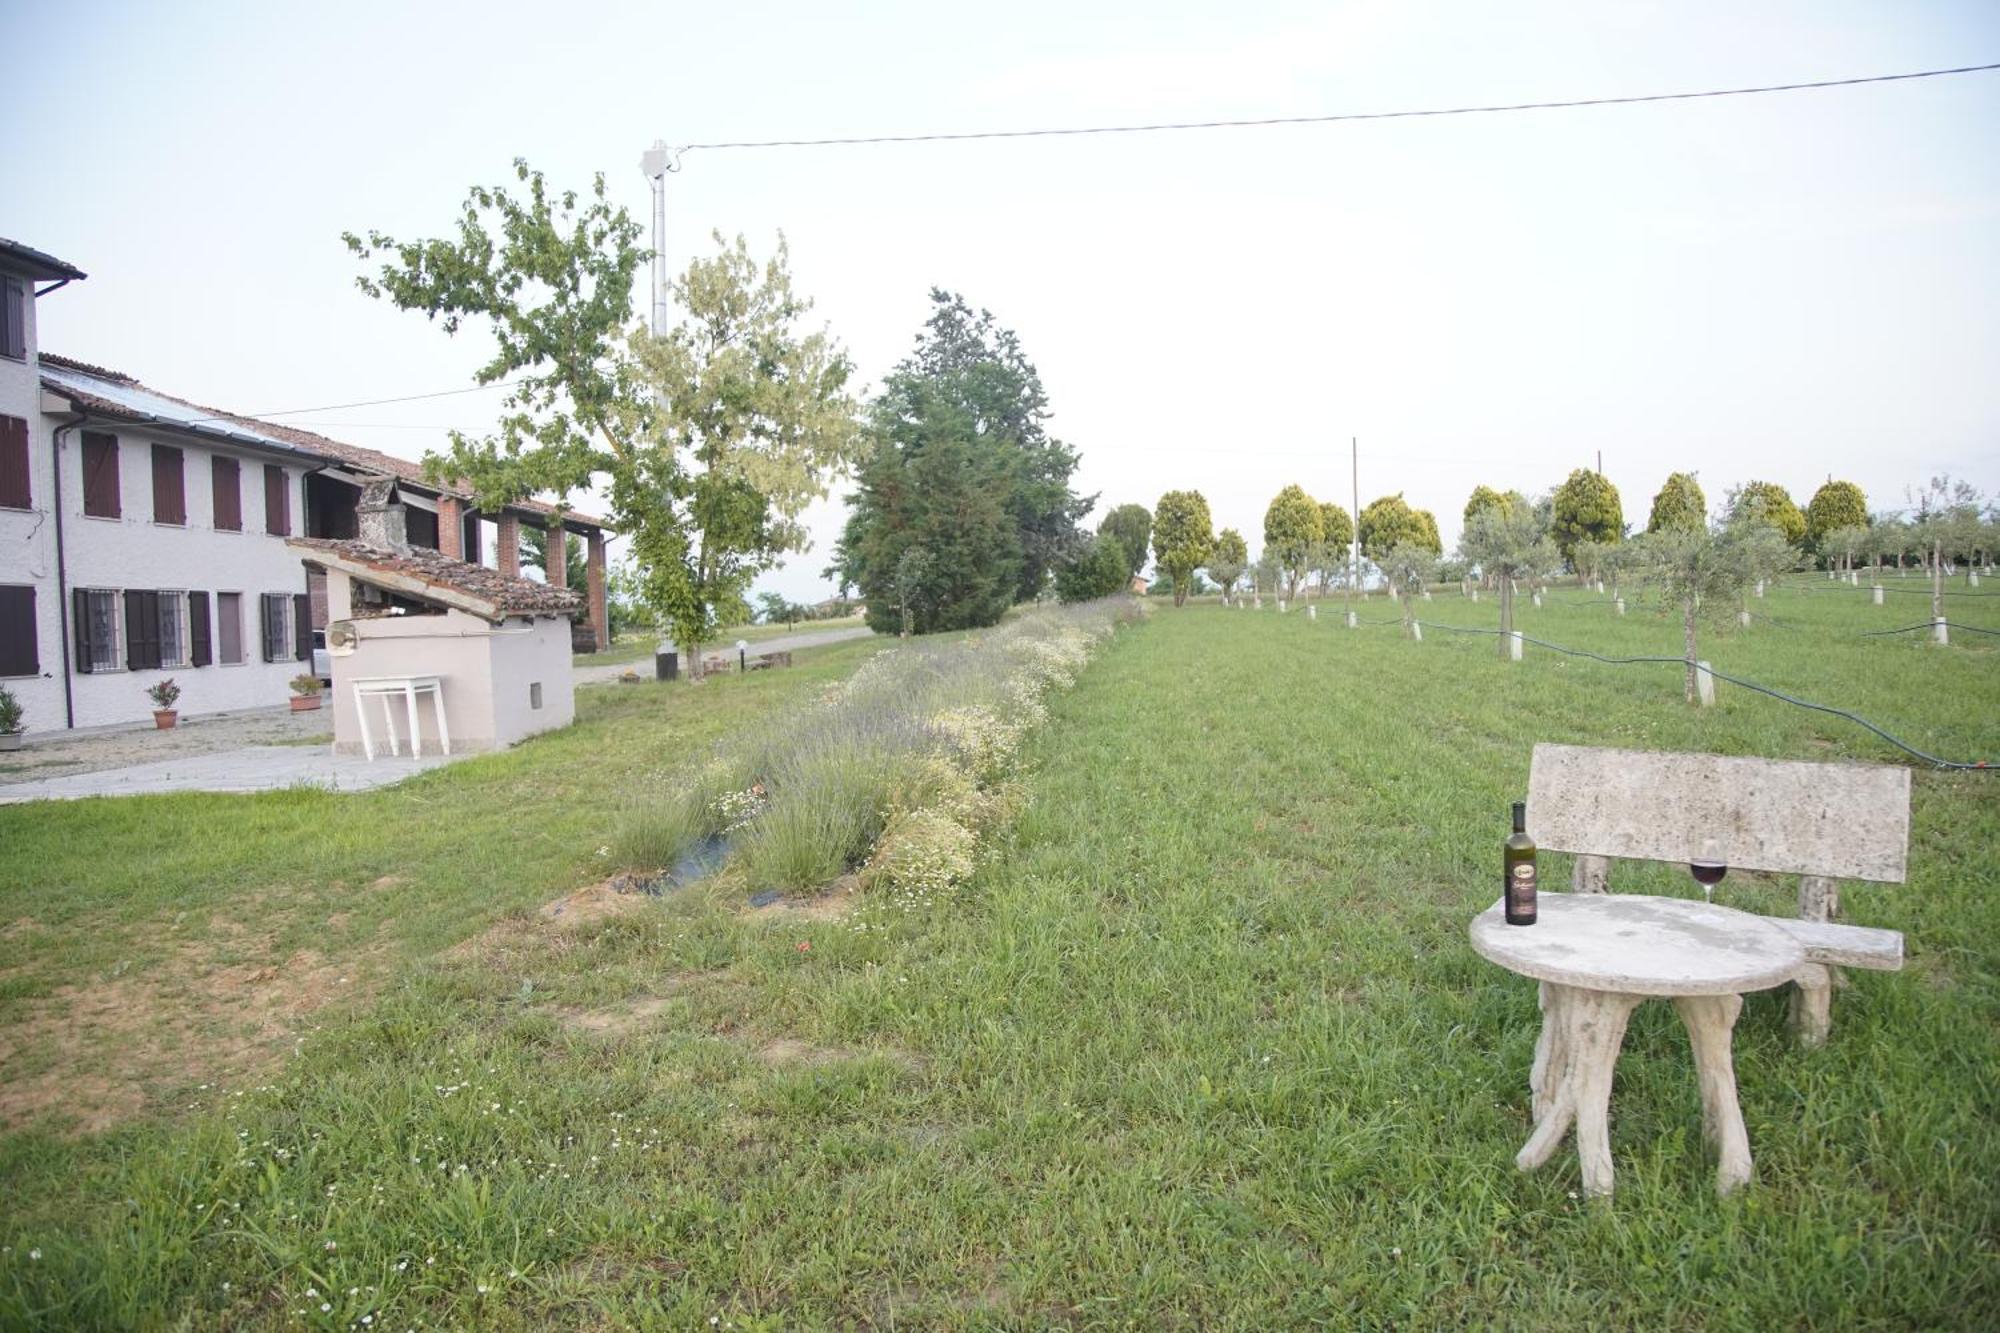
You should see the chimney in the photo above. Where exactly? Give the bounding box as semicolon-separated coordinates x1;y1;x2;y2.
356;477;408;551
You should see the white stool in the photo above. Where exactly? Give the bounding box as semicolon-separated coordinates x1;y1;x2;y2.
351;675;449;761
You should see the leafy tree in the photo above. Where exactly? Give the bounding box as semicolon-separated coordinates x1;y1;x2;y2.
1153;490;1214;607
347;171;862;680
1870;512;1912;574
1056;533;1132;603
1725;481;1807;547
523;526;586;590
1570;537;1609;589
1359;494;1442;562
1646;472;1707;533
1549;469;1623;564
1463;485;1519;529
835;293;1089;630
1821;524;1870;578
1909;475;1986;622
1314;501;1356;593
1804;480;1868;560
1378;542;1437;637
1460;503;1556;657
1637;519;1795;702
1207;527;1249;602
1098;504;1152;579
1252;550;1283;596
1263;484;1324;600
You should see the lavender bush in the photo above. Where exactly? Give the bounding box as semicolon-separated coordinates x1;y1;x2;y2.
613;598;1140;893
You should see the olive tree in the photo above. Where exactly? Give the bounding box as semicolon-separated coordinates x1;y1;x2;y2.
1378;542;1437;638
1207;527;1248;603
1460;503;1556;657
1910;475;1986;624
1638;519;1795;703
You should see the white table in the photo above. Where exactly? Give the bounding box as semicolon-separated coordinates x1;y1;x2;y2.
1470;892;1806;1198
350;674;449;762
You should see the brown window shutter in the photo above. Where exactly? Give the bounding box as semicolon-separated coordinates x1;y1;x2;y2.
124;590;163;672
0;416;29;509
212;456;241;530
82;432;120;518
264;465;290;536
260;594;281;662
189;591;212;667
72;588;93;673
293;593;312;661
1;280;23;359
151;444;186;525
0;586;36;676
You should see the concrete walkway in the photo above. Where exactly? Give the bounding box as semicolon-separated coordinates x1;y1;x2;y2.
574;625;875;686
0;745;459;804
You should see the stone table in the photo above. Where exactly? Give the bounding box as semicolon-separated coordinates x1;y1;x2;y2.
1470;891;1806;1198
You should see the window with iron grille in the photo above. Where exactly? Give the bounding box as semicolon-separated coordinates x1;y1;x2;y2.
156;591;190;668
260;593;291;663
75;588;121;672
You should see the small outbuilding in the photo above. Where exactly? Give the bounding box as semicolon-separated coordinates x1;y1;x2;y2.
288;484;581;757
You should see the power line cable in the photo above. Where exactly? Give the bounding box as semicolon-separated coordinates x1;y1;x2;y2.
184;378;526;424
678;62;2000;153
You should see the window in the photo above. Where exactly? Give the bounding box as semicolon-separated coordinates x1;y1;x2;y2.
1;278;24;360
73;588;121;672
0;415;28;510
82;432;120;518
260;593;291;663
263;464;290;536
0;586;35;676
189;591;212;667
217;592;243;664
152;444;186;525
155;591;189;668
529;681;543;710
212;456;241;530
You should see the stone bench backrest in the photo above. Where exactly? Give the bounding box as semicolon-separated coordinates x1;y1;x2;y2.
1526;743;1911;885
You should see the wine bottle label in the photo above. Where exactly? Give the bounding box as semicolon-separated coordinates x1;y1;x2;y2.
1509;861;1536;910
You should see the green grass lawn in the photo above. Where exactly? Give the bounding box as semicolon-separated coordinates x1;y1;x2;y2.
2;588;1997;1328
577;616;869;667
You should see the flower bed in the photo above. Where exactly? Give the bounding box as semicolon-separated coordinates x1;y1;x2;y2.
615;599;1138;899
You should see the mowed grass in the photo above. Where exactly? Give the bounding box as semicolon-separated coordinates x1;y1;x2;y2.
2;586;1998;1327
576;616;868;667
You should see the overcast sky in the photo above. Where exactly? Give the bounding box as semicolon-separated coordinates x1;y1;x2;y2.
5;1;1996;599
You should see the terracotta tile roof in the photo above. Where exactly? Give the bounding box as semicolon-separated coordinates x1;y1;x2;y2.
0;238;87;282
288;538;583;621
39;354;609;531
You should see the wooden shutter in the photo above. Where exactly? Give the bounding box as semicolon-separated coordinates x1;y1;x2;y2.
0;586;35;676
211;456;241;530
72;588;92;673
264;465;289;535
189;591;212;667
260;594;281;662
82;432;120;518
124;590;162;671
151;444;186;525
0;416;29;509
293;593;312;661
1;280;23;360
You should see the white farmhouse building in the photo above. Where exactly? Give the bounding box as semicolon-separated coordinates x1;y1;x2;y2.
0;237;612;734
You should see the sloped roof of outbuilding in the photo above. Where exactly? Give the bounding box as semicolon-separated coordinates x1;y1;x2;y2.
288;538;583;622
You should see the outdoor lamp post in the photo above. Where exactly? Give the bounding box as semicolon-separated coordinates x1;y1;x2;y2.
737;639;749;673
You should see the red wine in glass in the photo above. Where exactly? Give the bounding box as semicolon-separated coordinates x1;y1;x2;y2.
1689;838;1728;903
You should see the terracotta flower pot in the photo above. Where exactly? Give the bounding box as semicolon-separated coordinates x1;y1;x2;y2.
289;694;323;712
153;710;178;730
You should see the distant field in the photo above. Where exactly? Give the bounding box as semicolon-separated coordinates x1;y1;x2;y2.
2;586;1996;1327
577;615;869;666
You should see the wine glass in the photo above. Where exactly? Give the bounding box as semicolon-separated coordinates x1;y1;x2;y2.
1689;835;1728;904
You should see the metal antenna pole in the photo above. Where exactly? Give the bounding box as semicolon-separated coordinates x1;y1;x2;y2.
639;141;674;336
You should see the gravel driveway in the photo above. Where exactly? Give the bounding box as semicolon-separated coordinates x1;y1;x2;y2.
0;706;331;785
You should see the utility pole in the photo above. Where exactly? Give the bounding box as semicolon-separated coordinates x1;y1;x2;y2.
639;141;674;336
1596;449;1603;476
1348;436;1359;615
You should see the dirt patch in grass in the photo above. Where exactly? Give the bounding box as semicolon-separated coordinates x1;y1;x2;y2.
537;881;656;930
0;940;359;1136
746;873;863;922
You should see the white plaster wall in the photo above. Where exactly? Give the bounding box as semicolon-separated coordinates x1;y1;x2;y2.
324;571;574;755
46;421;313;728
0;286;62;735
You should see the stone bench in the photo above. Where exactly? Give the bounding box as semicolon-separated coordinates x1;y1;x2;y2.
1526;743;1910;1046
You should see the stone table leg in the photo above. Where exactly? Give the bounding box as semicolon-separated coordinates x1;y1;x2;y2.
1672;992;1753;1195
1516;984;1642;1198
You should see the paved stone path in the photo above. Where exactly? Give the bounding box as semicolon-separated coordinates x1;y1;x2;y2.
0;745;458;803
573;625;875;686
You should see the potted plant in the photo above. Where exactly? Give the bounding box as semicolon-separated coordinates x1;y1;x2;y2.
288;673;325;711
146;677;181;729
0;684;23;752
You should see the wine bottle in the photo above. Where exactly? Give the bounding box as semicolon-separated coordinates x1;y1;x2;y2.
1505;801;1538;925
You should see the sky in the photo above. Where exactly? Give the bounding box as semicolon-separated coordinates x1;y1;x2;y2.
4;1;1997;601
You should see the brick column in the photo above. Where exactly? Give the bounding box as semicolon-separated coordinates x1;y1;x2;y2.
497;512;521;578
586;530;609;650
546;523;569;590
438;496;464;559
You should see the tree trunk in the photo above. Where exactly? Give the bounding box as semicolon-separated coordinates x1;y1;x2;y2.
683;637;704;681
1497;571;1514;659
1932;540;1944;623
1682;595;1699;704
